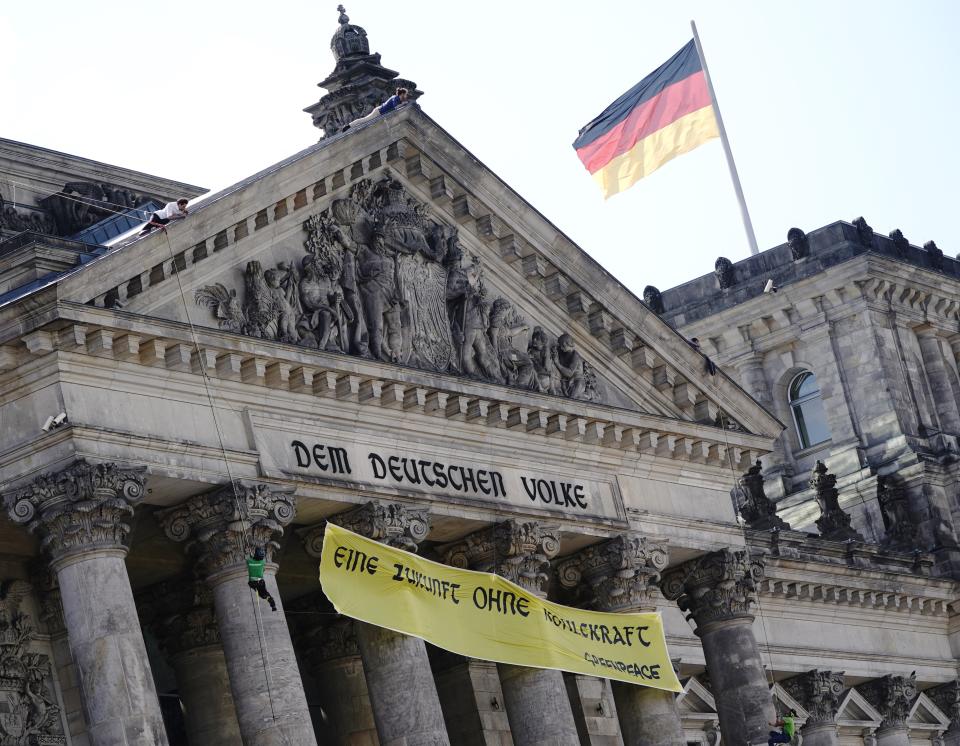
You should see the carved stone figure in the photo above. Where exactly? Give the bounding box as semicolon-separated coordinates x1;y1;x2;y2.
0;580;66;745
888;228;909;257
787;227;809;260
358;228;401;362
488;298;535;388
876;474;920;551
445;245;502;382
527;326;562;395
736;460;790;531
41;180;157;236
810;461;864;541
714;257;735;289
642;285;664;314
196;173;606;403
852;216;874;248
925;240;944;270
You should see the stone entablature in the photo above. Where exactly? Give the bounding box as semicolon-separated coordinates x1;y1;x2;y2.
0;310;772;485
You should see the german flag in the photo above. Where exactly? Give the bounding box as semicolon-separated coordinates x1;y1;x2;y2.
573;40;719;198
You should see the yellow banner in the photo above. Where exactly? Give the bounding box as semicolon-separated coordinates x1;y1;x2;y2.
319;522;681;692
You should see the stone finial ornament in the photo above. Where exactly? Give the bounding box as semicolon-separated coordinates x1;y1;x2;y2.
924;240;944;270
787;227;809;260
852;217;874;248
660;549;765;632
736;459;790;531
714;257;735;289
444;520;561;597
809;461;864;542
876;474;920;551
556;533;669;612
888;229;909;257
642;285;665;314
781;670;846;726
858;673;917;730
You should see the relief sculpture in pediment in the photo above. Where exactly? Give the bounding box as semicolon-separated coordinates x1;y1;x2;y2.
196;173;603;403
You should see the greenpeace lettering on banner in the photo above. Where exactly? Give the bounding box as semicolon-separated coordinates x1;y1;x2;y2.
319;523;681;691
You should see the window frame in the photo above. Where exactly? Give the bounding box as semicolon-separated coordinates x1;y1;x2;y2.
788;370;831;449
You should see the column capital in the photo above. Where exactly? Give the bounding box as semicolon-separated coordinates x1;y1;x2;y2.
737;460;791;531
928;680;960;732
556;533;669;612
443;519;560;596
810;461;864;542
858;673;917;730
660;548;765;633
138;576;222;658
157;481;296;581
781;670;845;726
300;500;430;558
287;591;359;664
4;459;147;565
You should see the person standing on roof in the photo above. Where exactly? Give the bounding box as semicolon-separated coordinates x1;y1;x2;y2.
341;87;410;132
247;546;278;612
139;198;189;235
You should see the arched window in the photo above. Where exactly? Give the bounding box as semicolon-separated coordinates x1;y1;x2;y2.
789;371;831;449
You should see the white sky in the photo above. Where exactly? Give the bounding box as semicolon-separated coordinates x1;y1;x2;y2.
2;1;958;293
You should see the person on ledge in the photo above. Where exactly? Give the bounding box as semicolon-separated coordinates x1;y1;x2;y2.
341;87;409;132
139;198;189;235
768;709;797;745
247;546;277;612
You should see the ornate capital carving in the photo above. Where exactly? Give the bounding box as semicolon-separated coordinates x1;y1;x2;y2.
157;481;297;580
443;520;560;597
4;459;147;563
736;460;790;531
138;577;221;657
781;670;845;725
300;501;430;558
858;674;917;729
556;533;669;612
810;461;864;542
928;680;960;730
659;549;765;632
0;578;66;743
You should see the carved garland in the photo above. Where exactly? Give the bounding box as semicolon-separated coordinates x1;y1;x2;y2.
195;173;604;403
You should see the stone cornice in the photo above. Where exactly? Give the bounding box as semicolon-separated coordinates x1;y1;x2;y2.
3;308;773;474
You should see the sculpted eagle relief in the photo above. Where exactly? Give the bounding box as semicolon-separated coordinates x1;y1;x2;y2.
196;173;603;403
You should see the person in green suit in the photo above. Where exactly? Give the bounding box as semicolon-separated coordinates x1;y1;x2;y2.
768;709;796;745
247;547;277;612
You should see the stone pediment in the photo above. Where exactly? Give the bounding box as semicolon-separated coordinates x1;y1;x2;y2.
31;107;782;439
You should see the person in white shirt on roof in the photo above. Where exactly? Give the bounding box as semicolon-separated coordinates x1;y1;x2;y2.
139;198;189;235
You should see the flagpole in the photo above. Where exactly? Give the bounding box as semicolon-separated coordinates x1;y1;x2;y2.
691;20;760;256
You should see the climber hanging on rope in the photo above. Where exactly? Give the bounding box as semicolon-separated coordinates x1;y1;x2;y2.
247;546;278;611
768;709;797;745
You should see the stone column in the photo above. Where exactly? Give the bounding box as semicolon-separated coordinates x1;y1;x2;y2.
4;459;169;746
444;520;580;746
556;533;684;746
158;482;317;746
916;327;960;436
782;670;846;746
858;674;917;746
660;549;775;744
929;680;960;746
302;501;450;746
428;648;513;746
138;577;242;746
289;592;378;746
